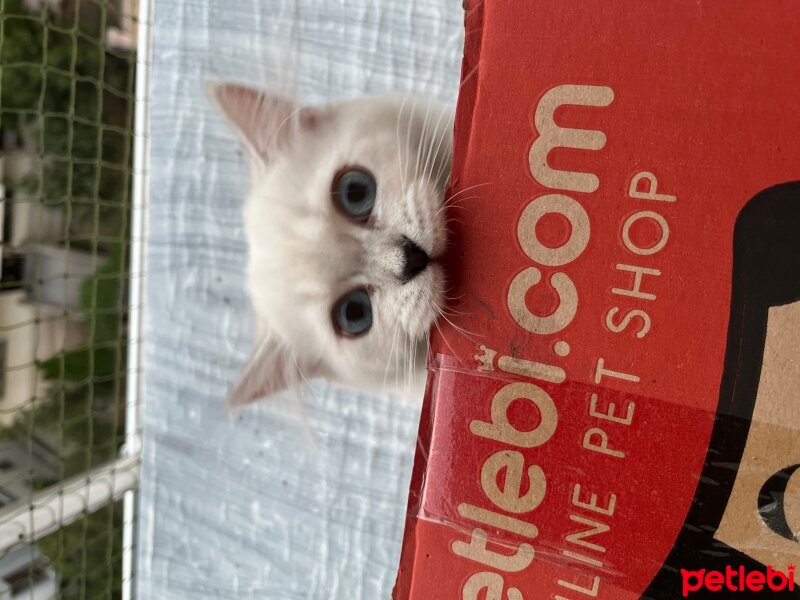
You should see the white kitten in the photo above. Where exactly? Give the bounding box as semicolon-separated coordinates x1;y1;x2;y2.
209;84;453;406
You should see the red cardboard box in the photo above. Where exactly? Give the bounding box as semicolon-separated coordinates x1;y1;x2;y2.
394;2;800;599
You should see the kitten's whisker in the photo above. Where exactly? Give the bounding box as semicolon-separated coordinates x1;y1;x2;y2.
286;350;322;447
405;96;416;193
289;351;319;400
411;293;424;391
443;292;467;303
459;62;480;92
435;195;481;220
383;317;403;388
445;197;477;210
414;102;442;233
409;99;434;233
432;319;462;370
444;215;466;227
406;328;414;393
430;115;456;188
444;194;477;207
426;104;455;187
274;104;308;149
396;94;411;200
436;307;482;343
421;102;452;189
415;98;433;185
440;305;470;317
446;182;491;203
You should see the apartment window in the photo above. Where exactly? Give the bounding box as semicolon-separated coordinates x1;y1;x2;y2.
5;556;51;595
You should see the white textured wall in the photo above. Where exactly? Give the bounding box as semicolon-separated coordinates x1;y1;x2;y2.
137;2;464;598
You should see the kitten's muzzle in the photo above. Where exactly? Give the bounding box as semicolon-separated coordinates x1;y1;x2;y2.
400;238;430;283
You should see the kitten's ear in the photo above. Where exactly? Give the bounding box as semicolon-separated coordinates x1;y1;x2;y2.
207;82;320;173
225;337;296;407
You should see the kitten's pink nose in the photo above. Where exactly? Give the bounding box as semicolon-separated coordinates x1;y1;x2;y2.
401;238;430;282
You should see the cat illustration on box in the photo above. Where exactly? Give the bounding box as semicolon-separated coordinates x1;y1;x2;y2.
645;182;800;598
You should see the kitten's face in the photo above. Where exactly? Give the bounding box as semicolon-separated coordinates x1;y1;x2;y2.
210;85;452;404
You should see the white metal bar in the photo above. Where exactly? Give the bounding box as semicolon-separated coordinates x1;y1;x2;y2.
122;0;155;596
0;454;140;553
126;0;152;468
122;489;137;598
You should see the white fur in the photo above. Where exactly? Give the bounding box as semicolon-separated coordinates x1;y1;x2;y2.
209;84;453;405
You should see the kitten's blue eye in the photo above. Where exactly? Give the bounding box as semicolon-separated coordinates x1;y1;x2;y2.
332;168;376;221
333;288;373;336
